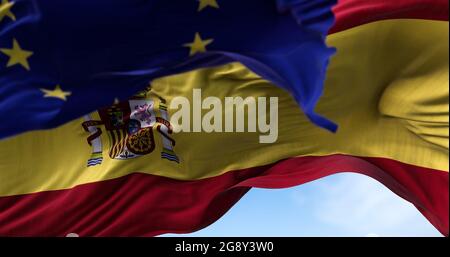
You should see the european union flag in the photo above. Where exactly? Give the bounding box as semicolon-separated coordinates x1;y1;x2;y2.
0;0;337;139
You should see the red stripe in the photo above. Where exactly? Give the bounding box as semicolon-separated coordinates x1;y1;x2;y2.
331;0;449;34
0;155;447;236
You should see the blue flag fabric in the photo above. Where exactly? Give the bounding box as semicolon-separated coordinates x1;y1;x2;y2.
0;0;337;139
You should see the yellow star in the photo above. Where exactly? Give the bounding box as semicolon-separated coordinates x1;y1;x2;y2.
0;38;33;70
198;0;219;11
40;85;72;101
0;0;15;23
183;33;214;56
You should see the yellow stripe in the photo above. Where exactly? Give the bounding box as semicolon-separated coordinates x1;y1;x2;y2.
0;19;447;196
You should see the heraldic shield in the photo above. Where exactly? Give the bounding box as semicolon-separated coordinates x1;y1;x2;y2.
81;87;179;167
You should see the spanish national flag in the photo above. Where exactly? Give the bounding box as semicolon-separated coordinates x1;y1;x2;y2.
0;0;448;236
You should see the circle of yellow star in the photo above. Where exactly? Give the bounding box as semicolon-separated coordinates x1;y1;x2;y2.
40;85;72;101
183;32;214;56
0;0;16;23
198;0;219;12
0;38;33;70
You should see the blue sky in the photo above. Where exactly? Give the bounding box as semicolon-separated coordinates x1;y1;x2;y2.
164;173;441;237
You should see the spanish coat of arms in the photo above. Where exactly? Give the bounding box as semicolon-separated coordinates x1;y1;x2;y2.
81;87;179;167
